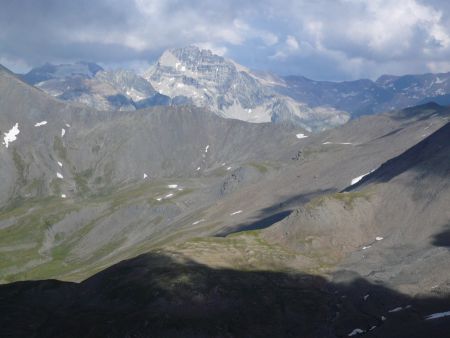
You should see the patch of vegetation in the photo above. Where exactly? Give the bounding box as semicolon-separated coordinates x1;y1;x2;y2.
170;229;304;273
12;149;27;186
307;190;372;210
73;168;94;196
53;136;67;160
91;144;101;154
25;177;45;196
49;178;61;195
0;197;81;281
247;162;269;174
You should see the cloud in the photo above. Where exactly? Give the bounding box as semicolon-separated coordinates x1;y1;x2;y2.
270;35;301;60
194;43;228;56
0;0;449;80
286;36;299;50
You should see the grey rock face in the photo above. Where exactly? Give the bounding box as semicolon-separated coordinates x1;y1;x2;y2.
0;65;298;206
144;46;349;131
22;63;171;112
21;53;350;132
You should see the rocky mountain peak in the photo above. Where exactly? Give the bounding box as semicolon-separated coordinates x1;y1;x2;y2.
95;69;158;102
144;46;349;130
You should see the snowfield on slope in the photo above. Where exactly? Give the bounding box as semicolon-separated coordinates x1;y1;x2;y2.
3;123;20;148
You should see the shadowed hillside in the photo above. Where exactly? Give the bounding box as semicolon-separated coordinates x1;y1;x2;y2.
0;252;449;338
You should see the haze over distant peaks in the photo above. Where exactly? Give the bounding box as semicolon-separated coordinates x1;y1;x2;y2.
18;45;450;131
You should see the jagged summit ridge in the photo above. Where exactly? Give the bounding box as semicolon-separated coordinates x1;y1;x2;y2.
144;45;349;131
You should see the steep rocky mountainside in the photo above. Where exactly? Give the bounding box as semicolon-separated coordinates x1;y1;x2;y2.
21;47;352;131
1;64;450;337
21;62;172;111
144;46;349;131
0;65;303;282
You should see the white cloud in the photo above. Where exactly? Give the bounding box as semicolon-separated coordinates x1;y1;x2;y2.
266;0;450;78
286;35;299;50
341;0;450;56
1;0;450;79
427;61;450;73
270;35;301;60
194;42;228;56
261;32;279;46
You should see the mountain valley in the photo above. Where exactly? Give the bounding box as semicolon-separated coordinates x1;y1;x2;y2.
0;57;449;337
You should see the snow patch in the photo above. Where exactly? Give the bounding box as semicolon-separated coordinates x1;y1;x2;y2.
65;123;71;128
230;210;242;216
351;168;377;185
3;123;20;148
296;133;308;139
375;236;384;241
61;194;66;199
168;184;178;189
205;145;210;153
61;128;66;137
196;167;201;171
348;328;364;336
362;246;371;250
364;294;369;301
164;193;174;199
226;167;232;171
143;173;148;179
34;121;47;127
388;307;403;313
323;141;352;145
425;310;450;320
57;161;63;167
351;174;367;185
56;172;64;179
192;219;205;225
435;77;446;84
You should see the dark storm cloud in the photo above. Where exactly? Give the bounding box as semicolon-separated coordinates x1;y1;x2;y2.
0;0;449;80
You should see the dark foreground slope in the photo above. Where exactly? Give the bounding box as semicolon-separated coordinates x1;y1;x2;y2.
0;252;449;338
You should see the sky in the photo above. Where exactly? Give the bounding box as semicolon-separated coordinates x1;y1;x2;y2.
1;0;450;81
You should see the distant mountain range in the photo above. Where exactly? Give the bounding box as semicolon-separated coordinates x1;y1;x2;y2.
280;72;450;116
19;46;450;132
